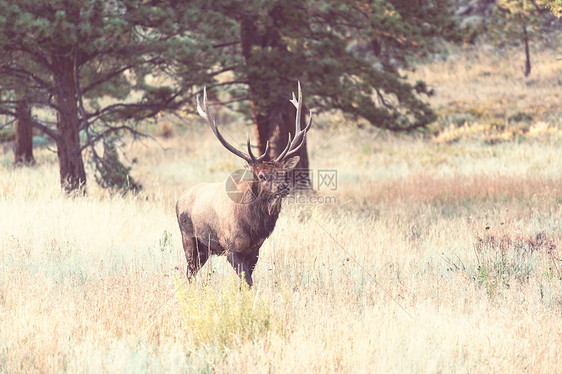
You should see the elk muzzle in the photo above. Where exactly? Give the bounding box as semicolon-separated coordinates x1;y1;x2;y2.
277;181;290;196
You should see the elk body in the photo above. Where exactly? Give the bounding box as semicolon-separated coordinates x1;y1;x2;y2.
176;83;312;286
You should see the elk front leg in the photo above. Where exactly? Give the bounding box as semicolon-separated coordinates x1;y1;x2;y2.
246;254;259;279
226;252;254;287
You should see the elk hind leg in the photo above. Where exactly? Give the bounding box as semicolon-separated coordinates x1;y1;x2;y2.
182;235;209;281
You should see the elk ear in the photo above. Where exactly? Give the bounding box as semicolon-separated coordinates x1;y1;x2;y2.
282;156;300;171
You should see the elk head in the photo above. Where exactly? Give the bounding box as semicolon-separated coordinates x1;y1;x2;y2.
196;82;312;211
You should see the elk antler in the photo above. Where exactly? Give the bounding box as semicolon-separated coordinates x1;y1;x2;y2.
275;81;313;162
197;87;269;165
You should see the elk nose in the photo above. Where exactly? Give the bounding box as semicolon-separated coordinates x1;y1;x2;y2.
278;182;290;195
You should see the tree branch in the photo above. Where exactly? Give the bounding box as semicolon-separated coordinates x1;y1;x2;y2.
0;106;59;140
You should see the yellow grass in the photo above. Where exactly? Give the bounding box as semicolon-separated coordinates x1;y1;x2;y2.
413;43;562;117
1;46;562;372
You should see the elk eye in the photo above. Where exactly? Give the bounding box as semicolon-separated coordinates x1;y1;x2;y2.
258;173;266;181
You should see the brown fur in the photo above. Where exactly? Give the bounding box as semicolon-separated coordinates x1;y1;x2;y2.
176;157;299;286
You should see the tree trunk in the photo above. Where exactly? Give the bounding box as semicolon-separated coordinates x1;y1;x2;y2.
523;24;531;77
51;52;87;194
14;98;35;165
238;15;312;191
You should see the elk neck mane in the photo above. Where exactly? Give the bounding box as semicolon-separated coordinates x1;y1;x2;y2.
233;191;282;242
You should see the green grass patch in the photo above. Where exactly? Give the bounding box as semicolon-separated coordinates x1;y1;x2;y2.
176;276;287;350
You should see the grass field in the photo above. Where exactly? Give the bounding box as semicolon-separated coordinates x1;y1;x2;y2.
1;45;561;372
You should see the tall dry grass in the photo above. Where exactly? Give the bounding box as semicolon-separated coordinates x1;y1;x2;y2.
1;45;562;372
413;42;562;117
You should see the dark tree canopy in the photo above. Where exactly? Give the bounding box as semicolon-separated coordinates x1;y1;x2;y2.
195;0;461;189
0;0;461;193
209;0;461;133
0;0;230;192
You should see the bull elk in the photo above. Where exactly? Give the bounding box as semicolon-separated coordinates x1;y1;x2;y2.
176;83;312;286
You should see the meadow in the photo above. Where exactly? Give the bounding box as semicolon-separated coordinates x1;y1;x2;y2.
0;45;561;372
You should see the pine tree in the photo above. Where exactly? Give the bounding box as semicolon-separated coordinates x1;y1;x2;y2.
0;0;229;193
205;0;461;185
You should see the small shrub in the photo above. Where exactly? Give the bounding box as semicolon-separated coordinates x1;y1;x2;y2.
475;230;557;255
474;229;559;296
0;127;15;142
176;276;284;349
157;121;175;138
508;111;534;123
527;121;562;138
433;120;549;144
158;230;173;252
93;137;142;193
444;228;558;298
434;122;491;143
